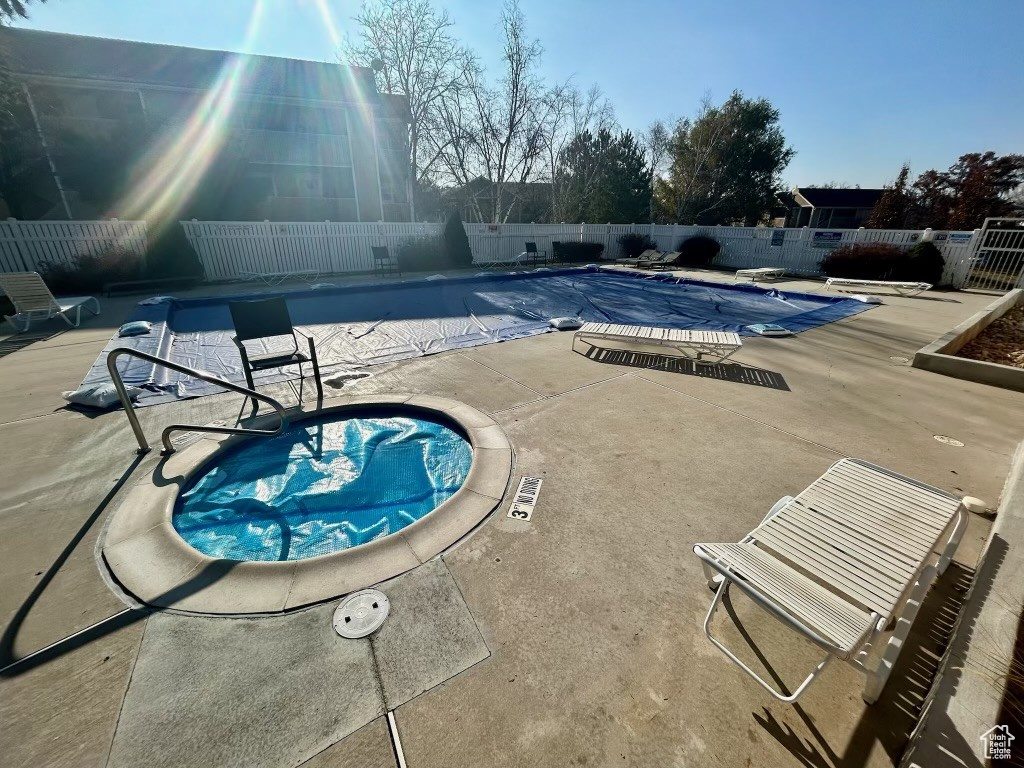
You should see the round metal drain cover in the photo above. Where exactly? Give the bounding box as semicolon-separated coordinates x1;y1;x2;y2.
889;356;910;364
333;589;390;638
933;435;965;447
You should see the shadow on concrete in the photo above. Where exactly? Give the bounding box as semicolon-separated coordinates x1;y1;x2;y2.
738;548;994;768
0;327;65;358
583;347;791;390
0;448;252;678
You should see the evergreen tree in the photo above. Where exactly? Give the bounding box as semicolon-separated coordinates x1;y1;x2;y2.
442;208;472;267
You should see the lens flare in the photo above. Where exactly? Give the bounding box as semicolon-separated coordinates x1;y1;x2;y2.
313;0;343;51
110;1;266;230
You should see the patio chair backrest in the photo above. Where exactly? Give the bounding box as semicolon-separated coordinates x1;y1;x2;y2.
229;297;296;342
525;242;539;254
371;246;392;264
0;272;59;313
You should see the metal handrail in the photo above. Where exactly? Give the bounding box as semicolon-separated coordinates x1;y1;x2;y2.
106;347;289;454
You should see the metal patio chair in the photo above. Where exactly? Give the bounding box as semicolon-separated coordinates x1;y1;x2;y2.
371;246;401;277
524;241;547;266
229;297;323;416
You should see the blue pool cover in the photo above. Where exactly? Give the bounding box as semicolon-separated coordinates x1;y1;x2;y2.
173;413;473;561
83;266;873;406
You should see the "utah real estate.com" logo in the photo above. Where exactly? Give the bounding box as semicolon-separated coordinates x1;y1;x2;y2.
981;725;1015;761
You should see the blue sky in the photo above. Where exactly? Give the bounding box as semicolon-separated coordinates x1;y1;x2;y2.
14;0;1024;188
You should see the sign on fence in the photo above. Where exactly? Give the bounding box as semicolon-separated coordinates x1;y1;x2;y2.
812;231;844;248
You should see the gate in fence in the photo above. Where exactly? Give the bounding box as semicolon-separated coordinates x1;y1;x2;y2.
965;218;1024;291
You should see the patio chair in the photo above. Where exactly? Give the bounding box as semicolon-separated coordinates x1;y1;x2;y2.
0;271;100;332
572;322;742;365
615;249;660;266
736;267;785;282
638;251;680;270
524;242;547;266
824;277;930;297
229;297;323;416
693;458;968;704
371;246;401;277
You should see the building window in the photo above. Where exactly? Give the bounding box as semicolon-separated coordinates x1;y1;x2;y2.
242;102;348;135
322;168;355;199
271;165;355;199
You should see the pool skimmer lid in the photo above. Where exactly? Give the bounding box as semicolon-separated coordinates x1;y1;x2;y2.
333;589;390;638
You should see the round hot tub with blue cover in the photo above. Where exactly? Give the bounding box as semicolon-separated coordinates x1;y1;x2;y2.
174;412;474;562
100;396;513;615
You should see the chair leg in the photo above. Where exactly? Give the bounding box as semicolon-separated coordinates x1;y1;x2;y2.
703;579;832;703
308;336;323;403
937;508;969;575
862;565;936;704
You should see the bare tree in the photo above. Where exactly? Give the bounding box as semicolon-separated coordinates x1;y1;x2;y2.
343;0;474;218
432;1;553;223
641;119;669;224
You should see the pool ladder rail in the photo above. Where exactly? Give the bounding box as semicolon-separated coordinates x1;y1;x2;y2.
106;347;289;455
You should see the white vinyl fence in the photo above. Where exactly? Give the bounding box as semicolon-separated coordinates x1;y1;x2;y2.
0;219;148;273
182;220;980;288
181;220;440;282
5;218;977;287
464;223;979;287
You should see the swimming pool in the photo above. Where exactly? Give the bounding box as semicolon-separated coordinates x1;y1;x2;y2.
173;411;473;562
84;266;874;406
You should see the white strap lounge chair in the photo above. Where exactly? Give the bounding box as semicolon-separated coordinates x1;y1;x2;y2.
693;458;968;704
572;322;742;365
0;271;100;332
824;277;931;297
736;267;785;282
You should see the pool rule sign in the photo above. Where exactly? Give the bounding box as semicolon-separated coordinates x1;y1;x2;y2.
507;476;543;521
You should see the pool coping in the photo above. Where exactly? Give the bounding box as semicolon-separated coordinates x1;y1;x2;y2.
99;394;513;615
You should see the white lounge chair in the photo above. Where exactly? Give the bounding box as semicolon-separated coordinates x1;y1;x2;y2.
824;277;931;297
0;271;100;332
736;267;785;282
693;458;967;704
572;322;742;365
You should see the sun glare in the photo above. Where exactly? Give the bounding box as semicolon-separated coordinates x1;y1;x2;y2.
109;1;267;230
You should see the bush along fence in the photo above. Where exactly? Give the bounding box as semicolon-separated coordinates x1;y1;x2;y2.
0;218;983;289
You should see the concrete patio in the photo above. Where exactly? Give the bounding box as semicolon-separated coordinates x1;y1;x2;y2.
1;269;1022;768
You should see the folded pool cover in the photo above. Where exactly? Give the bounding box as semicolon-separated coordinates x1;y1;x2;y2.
82;267;873;406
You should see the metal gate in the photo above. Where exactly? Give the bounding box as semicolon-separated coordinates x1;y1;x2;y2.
966;218;1024;291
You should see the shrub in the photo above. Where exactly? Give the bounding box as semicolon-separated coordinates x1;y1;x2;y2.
442;209;473;268
617;232;657;258
898;240;945;285
677;235;720;266
819;243;904;280
144;225;204;280
554;241;604;263
819;241;943;283
396;235;446;272
39;246;142;294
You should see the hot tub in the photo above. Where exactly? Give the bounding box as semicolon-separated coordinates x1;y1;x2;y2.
99;395;513;615
173;412;474;562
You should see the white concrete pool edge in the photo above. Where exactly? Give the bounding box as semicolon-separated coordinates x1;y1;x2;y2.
97;394;514;615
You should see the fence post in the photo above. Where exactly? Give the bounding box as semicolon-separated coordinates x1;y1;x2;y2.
921;228;934;242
